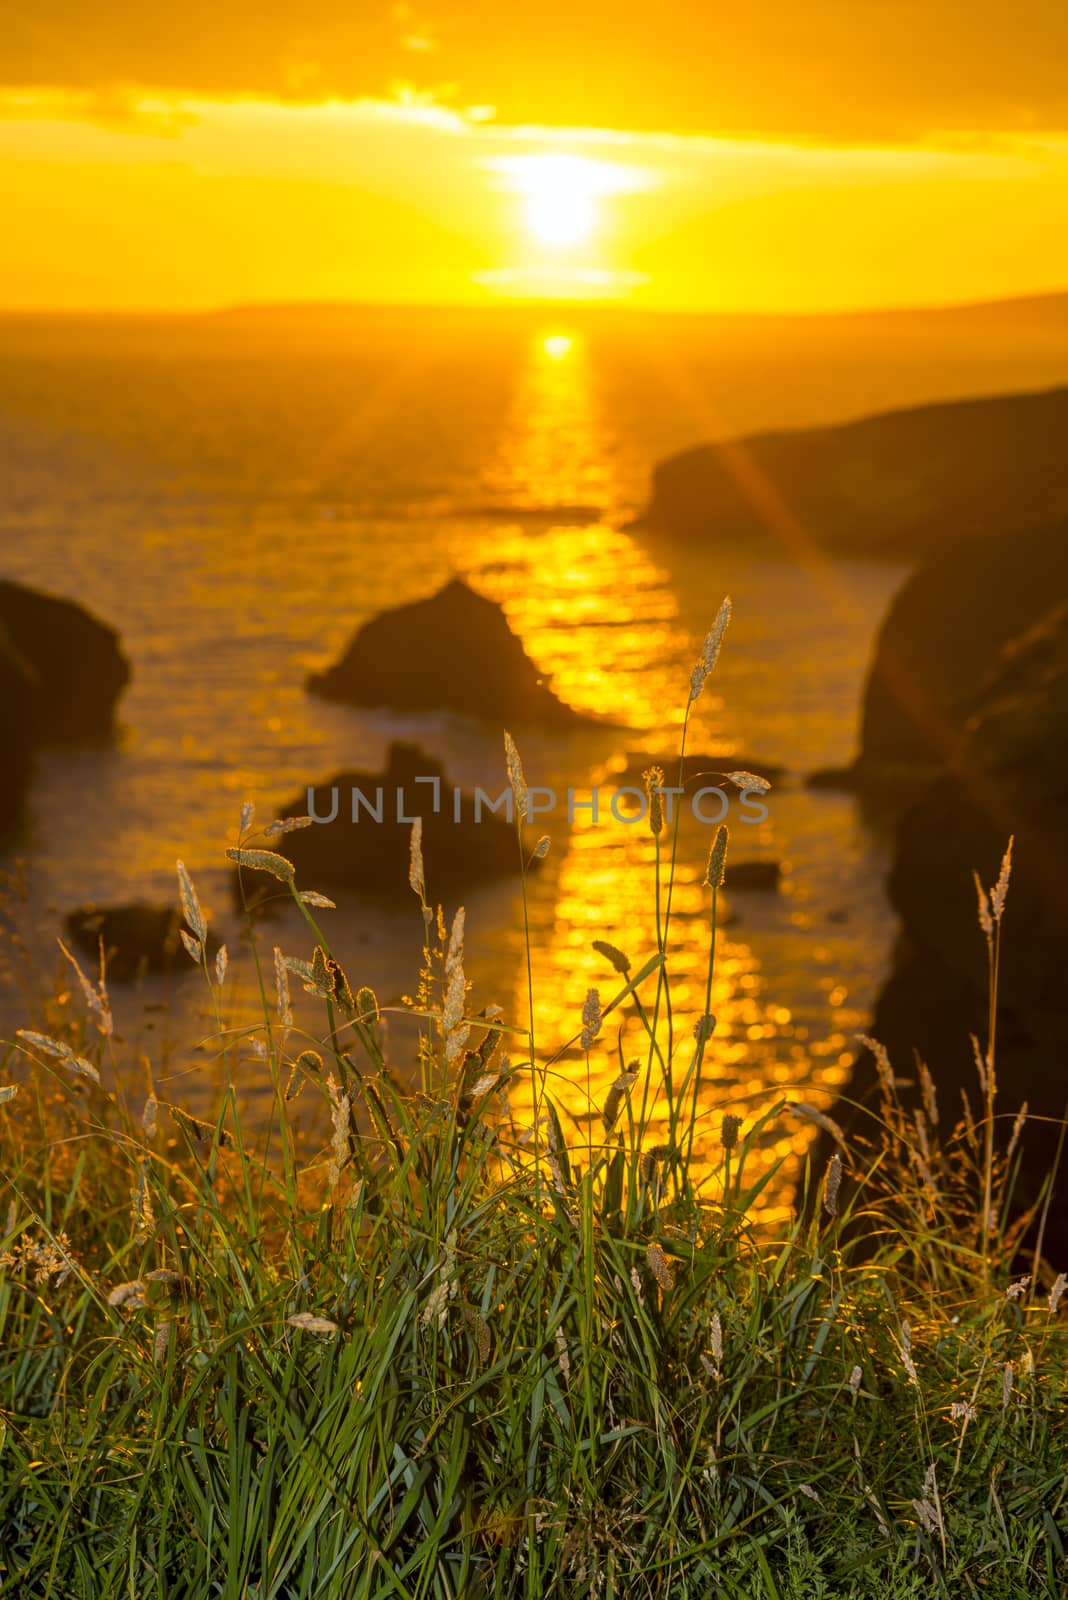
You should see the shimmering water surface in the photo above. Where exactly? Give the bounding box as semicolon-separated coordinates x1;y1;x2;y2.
4;304;1066;1210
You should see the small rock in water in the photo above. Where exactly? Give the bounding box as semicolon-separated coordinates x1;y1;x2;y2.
64;904;190;983
724;860;782;892
234;743;535;908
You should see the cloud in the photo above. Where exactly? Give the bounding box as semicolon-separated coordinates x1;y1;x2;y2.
3;2;1067;143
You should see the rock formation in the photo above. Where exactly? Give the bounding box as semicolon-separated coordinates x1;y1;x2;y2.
840;596;1068;1261
636;388;1068;558
307;578;602;727
234;743;525;906
64;903;184;983
0;579;130;836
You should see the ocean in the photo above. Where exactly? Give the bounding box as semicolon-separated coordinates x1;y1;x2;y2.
3;298;1068;1208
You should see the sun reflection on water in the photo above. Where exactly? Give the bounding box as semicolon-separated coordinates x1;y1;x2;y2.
542;334;573;360
455;329;856;1217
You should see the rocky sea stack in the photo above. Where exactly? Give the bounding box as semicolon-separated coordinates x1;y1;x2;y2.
234;743;525;906
307;578;601;727
0;579;130;836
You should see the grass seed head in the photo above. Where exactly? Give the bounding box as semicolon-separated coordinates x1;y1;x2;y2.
917;1054;939;1126
580;988;602;1050
974;870;994;944
288;1313;339;1335
326;1074;351;1189
555;1325;571;1385
789;1101;848;1151
689;596;732;703
991;835;1013;921
856;1033;896;1106
647;1240;673;1291
503;730;529;822
591;939;630;974
142;1094;158;1140
409;817;425;898
176;860;207;943
57;938;113;1037
107;1279;146;1310
273;946;293;1030
823;1152;842;1218
694;1012;716;1045
706;825;729;888
643;766;665;836
726;770;771;793
602;1069;639;1133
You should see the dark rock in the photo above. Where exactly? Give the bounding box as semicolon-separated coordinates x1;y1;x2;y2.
635;388;1068;558
833;600;1068;1263
804;763;939;834
724;860;782;892
65;904;184;983
805;766;860;791
307;577;601;727
461;503;602;526
0;647;35;837
0;580;130;837
234;743;525;906
0;579;129;741
808;758;933;790
856;521;1068;774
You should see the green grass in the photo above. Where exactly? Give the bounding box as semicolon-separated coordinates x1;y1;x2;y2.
0;607;1065;1599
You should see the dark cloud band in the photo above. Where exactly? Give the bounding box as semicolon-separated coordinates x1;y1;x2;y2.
4;2;1067;141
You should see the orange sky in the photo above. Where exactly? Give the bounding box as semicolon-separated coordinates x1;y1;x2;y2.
3;4;1068;313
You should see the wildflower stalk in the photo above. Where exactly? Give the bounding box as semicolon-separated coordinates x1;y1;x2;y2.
683;825;727;1180
504;730;541;1199
645;598;731;1190
978;838;1011;1273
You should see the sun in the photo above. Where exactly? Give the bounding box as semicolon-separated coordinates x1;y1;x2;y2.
490;153;649;251
520;156;599;246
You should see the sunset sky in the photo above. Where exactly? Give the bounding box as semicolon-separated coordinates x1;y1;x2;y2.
4;2;1068;312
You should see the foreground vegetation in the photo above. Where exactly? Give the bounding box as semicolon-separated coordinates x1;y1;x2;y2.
1;603;1065;1599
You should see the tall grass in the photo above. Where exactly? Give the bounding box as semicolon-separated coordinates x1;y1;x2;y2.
0;604;1065;1599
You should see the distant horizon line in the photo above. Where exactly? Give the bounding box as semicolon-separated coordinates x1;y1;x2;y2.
2;284;1068;325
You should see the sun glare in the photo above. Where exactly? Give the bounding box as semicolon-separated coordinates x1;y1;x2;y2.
523;158;596;245
491;153;650;251
542;333;573;359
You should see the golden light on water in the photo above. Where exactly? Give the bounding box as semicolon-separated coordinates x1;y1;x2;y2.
0;309;873;1222
454;334;844;1219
